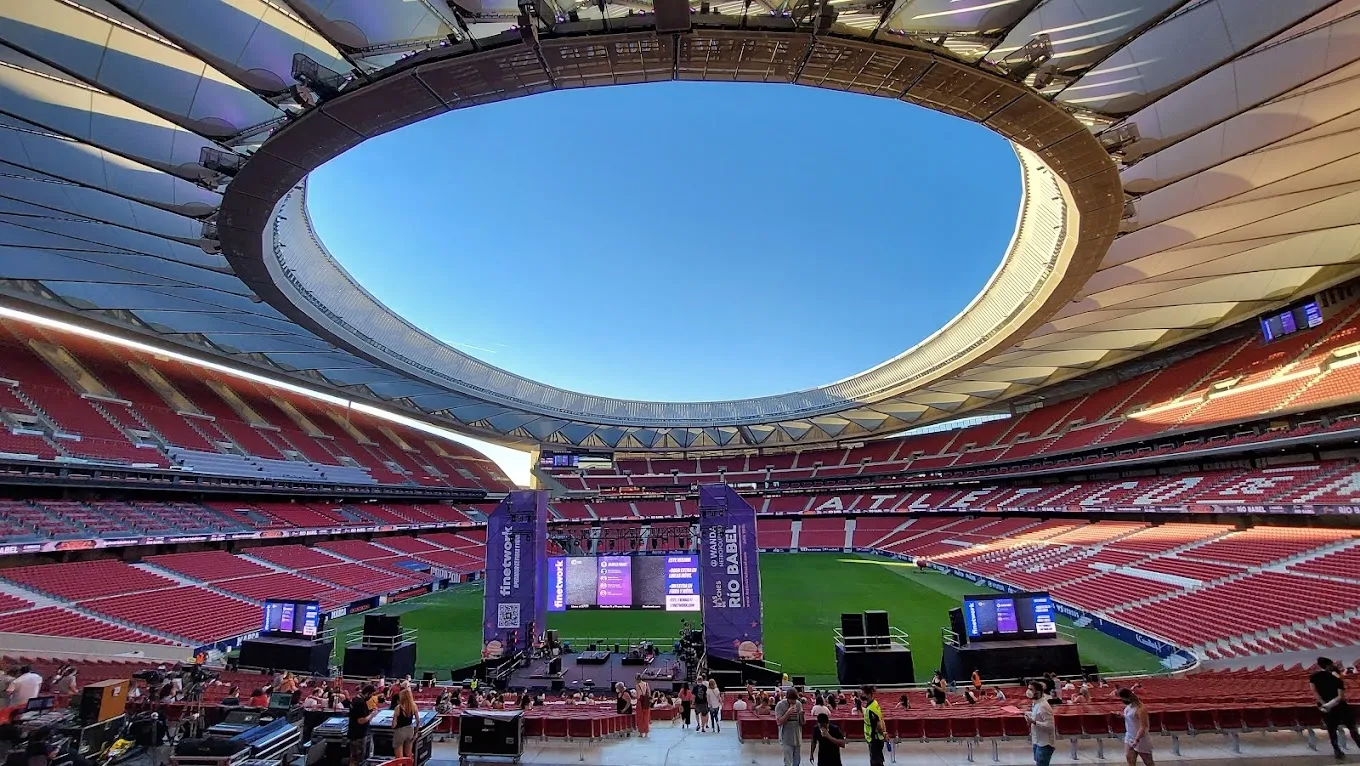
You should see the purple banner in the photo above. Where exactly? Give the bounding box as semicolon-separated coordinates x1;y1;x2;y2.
697;484;764;661
482;490;548;660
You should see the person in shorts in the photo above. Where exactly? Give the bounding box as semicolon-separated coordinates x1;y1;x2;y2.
692;676;709;733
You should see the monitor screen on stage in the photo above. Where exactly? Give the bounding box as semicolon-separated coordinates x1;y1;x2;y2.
546;554;700;611
262;599;323;637
962;592;1056;641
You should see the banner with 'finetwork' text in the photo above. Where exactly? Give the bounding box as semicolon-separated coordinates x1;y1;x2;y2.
698;484;764;661
482;490;547;660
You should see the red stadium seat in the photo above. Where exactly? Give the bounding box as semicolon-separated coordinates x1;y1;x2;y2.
922;717;952;741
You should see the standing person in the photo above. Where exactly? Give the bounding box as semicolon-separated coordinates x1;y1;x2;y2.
6;666;41;708
1023;680;1055;766
929;673;948;707
861;685;887;766
635;678;651;737
678;683;693;729
774;687;804;766
615;683;633;716
392;687;419;761
1119;688;1154;766
971;669;983;693
347;684;376;766
53;666;77;695
1312;656;1360;760
706;679;723;733
692;676;709;733
808;712;845;766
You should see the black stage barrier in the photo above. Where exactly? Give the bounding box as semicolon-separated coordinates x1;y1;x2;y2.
835;643;915;686
238;636;333;676
342;641;417;678
941;638;1081;682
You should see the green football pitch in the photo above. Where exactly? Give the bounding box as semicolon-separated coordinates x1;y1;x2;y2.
327;553;1165;685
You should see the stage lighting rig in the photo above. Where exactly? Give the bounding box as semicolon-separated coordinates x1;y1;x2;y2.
815;1;839;34
291;53;346;102
1098;122;1142;159
1000;34;1052;82
198;147;242;180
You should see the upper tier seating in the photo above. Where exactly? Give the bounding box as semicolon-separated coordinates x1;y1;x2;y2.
145;551;272;581
1;560;175;600
0;499;477;544
553;308;1360;489
0;320;513;491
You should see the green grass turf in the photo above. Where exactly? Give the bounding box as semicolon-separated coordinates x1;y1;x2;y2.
326;553;1165;684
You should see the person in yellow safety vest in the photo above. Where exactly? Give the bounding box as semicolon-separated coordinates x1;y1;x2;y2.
861;684;887;766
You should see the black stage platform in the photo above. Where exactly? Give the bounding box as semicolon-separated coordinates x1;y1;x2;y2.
344;640;417;678
239;635;333;676
508;652;686;694
835;643;915;686
941;638;1081;682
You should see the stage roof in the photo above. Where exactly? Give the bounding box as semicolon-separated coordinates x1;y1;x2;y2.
2;0;1359;450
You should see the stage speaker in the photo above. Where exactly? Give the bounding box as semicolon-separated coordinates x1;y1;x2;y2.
547;629;559;646
840;613;864;648
79;679;128;724
548;657;562;675
864;610;889;646
1081;664;1099;679
652;0;692;32
791;675;806;688
948;608;968;646
365;614;401;638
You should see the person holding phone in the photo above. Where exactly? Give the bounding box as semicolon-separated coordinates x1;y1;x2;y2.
1119;688;1154;766
774;687;804;766
809;712;845;766
1023;679;1055;766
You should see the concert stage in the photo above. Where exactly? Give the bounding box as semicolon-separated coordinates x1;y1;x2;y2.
508;652;687;694
941;638;1081;682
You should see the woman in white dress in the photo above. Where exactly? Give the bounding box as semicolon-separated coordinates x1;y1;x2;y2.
1119;688;1154;766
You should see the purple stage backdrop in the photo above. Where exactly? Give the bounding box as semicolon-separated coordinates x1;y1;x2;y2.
482;490;548;659
697;484;764;661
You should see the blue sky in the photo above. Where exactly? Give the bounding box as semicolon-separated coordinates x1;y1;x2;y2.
308;82;1019;480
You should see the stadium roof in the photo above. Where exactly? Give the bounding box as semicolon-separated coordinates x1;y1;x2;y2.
2;0;1359;451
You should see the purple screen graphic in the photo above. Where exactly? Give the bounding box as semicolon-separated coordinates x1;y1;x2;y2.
279;603;295;633
597;556;632;607
995;599;1018;633
547;557;567;612
663;555;700;611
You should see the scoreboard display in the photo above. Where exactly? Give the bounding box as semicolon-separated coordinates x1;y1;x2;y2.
1260;300;1323;343
962;592;1057;641
538;451;614;471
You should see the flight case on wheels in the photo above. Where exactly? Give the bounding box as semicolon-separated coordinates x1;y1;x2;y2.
457;710;523;765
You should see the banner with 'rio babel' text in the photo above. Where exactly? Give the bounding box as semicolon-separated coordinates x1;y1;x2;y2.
697;484;764;661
